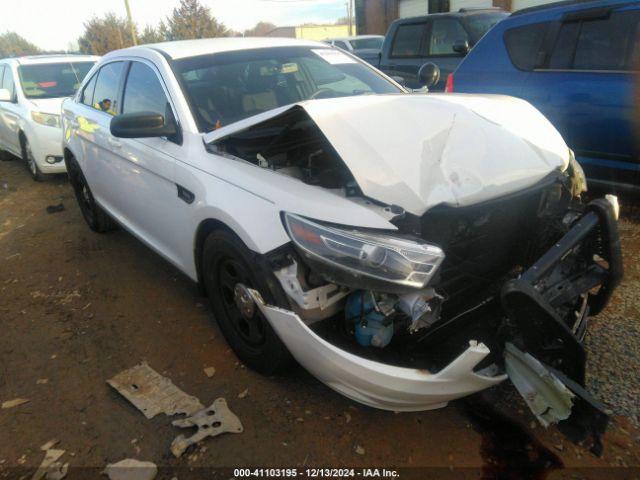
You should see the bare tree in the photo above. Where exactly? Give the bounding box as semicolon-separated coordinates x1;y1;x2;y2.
243;22;277;37
0;32;41;57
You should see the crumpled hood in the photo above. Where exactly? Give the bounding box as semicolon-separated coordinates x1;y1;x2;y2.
206;93;570;216
29;97;66;115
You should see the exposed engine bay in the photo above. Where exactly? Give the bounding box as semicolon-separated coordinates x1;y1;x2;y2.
210;99;623;454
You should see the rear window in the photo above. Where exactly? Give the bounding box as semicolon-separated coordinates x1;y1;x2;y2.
504;22;548;71
391;23;426;58
18;62;95;99
463;12;509;43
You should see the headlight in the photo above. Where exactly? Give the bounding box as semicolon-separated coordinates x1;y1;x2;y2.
31;111;61;128
283;213;445;289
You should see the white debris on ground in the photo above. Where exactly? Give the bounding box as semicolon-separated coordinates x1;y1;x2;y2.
1;398;29;409
103;459;157;480
171;398;243;458
107;363;243;457
31;447;68;480
203;366;216;378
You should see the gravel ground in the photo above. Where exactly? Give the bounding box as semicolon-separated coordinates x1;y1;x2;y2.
586;205;640;427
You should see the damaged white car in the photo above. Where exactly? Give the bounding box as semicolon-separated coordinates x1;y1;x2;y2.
62;38;622;452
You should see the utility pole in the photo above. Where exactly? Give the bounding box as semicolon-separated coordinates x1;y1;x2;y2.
346;0;353;36
124;0;138;45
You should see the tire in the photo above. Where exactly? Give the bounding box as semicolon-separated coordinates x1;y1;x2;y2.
21;136;45;182
67;159;117;233
202;230;291;374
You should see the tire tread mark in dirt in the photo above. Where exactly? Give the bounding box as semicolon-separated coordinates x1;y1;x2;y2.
459;395;563;480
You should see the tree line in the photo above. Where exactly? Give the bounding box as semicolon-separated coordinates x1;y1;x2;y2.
1;0;278;57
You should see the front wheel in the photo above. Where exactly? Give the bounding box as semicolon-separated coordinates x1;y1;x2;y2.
203;230;291;374
21;137;44;181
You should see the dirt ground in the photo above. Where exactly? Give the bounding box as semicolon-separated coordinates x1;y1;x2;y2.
1;157;640;479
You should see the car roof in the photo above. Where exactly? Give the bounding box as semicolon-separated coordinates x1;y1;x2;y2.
0;54;100;65
328;35;384;41
392;8;506;24
110;37;330;60
511;0;634;17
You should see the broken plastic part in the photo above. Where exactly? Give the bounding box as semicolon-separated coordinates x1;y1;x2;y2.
171;398;243;458
504;343;574;428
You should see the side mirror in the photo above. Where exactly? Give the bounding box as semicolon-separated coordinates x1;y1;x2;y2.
110;112;178;139
417;63;440;88
0;88;13;102
452;40;470;55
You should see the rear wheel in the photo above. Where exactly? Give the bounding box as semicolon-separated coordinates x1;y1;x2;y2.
21;137;44;181
67;159;117;233
202;230;291;374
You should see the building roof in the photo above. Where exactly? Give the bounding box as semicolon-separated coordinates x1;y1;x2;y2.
119;37;328;60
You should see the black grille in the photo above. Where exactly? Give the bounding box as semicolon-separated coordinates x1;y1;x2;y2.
421;178;558;301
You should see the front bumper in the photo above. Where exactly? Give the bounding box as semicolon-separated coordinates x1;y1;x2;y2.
27;123;65;173
250;289;506;411
251;198;621;413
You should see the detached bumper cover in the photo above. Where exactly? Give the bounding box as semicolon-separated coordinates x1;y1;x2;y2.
249;289;506;412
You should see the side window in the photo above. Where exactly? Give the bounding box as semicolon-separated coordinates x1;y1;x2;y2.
391;23;427;58
1;67;16;98
428;18;469;56
0;66;5;88
92;62;124;115
504;22;548;71
548;21;580;69
335;41;350;50
572;12;639;71
81;73;98;107
122;62;170;117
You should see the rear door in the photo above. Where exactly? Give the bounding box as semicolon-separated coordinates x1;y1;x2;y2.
521;6;640;187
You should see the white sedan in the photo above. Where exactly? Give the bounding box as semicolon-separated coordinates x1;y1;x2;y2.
62;38;621;445
0;54;98;180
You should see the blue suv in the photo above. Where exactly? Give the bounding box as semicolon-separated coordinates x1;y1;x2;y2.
448;0;640;191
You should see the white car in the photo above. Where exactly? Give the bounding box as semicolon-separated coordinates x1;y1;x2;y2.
0;54;98;180
62;38;622;447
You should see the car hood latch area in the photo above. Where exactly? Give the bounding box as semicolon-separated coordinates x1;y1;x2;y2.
505;343;609;456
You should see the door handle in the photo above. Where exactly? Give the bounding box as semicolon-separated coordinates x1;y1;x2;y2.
107;137;122;149
177;184;195;204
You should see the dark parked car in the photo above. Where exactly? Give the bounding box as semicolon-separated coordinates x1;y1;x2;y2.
448;0;640;191
377;8;508;90
325;35;385;65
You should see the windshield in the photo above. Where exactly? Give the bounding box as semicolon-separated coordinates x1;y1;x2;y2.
463;12;509;43
18;62;95;99
174;46;402;132
349;37;384;50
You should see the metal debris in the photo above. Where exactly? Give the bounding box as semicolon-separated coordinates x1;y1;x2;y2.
170;398;243;458
2;398;29;409
45;204;65;214
107;363;203;419
103;459;157;480
504;343;574;428
32;448;68;480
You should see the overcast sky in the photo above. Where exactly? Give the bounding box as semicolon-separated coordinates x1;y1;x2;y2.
0;0;347;51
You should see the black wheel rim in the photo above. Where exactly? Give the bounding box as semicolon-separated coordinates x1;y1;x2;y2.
216;257;267;349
